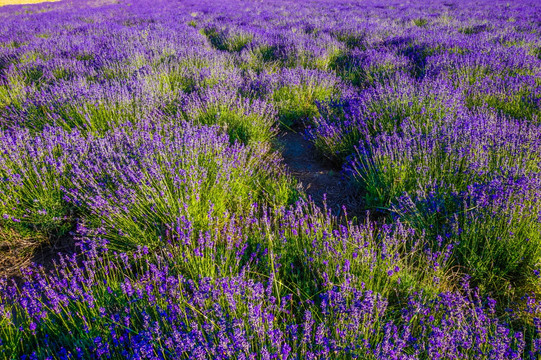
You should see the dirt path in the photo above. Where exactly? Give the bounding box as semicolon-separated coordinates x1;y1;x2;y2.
276;131;363;218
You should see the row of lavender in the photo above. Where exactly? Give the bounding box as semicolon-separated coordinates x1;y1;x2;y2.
1;0;541;358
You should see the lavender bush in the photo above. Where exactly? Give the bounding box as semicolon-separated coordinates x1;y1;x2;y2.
1;0;541;358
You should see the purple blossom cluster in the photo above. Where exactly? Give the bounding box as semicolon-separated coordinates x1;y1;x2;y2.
0;203;533;359
0;117;289;252
1;0;541;358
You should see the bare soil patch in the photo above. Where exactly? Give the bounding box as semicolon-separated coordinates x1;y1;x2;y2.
276;131;364;219
0;228;76;279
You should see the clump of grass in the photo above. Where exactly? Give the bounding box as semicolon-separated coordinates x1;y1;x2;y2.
20;65;45;87
0;227;48;277
468;90;541;122
34;33;51;39
74;53;94;62
305;40;344;72
328;48;406;89
200;26;253;52
530;46;541;60
331;29;366;49
182;87;278;144
16;51;42;65
51;67;74;81
242;42;293;72
412;18;429;27
271;68;349;128
0;40;27;49
143;65;197;97
1;55;48;91
459;24;490;35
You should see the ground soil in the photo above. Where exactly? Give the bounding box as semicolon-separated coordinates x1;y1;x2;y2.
0;228;77;280
276;131;365;220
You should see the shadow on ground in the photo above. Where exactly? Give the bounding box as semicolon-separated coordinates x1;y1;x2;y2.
277;131;365;220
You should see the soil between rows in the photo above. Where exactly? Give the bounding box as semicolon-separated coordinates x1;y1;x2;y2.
276;131;364;219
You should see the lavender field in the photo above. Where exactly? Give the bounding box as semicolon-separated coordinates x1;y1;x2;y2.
0;0;540;358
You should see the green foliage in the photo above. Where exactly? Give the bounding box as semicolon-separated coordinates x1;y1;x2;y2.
242;44;293;72
23;96;143;133
0;73;28;113
452;203;541;296
332;30;366;49
466;88;541;122
184;93;277;144
200;27;253;52
459;24;490;35
75;53;94;61
0;140;74;245
328;50;399;89
312;81;459;165
349;115;541;300
273;81;338;128
412;18;428;27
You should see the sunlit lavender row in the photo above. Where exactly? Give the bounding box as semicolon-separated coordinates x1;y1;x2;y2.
0;0;540;358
